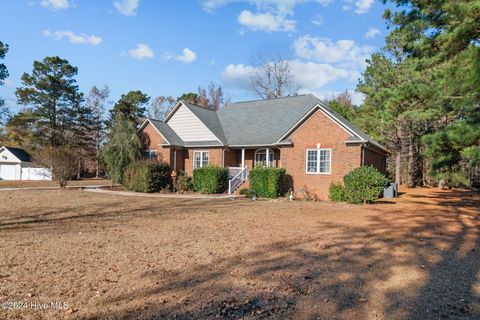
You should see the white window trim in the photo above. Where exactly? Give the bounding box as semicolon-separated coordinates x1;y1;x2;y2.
145;150;157;160
193;150;210;170
305;148;331;175
254;148;275;168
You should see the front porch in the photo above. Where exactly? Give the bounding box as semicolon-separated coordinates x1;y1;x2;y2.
224;147;281;194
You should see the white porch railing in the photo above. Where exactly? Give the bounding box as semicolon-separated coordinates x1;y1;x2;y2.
228;166;248;194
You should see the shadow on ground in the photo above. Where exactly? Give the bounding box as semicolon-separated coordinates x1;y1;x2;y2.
80;190;480;320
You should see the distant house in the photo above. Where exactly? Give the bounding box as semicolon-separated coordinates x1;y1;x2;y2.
138;94;389;198
0;146;52;181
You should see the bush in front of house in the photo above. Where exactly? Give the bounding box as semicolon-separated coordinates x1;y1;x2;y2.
329;182;346;202
123;161;172;193
175;170;193;193
343;166;389;204
193;166;229;194
249;167;286;198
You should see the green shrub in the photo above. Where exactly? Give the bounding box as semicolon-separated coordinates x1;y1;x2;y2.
193;166;229;194
239;188;250;195
343;166;389;204
123;161;172;193
329;182;346;202
249;167;286;198
175;170;193;193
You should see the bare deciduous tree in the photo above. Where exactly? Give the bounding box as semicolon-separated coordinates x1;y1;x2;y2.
34;145;78;188
197;82;229;110
149;96;176;120
85;85;109;177
250;53;298;99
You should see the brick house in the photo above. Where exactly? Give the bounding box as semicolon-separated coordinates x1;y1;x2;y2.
138;94;389;199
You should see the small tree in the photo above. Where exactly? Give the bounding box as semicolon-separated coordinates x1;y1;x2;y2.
102;114;141;184
35;145;77;188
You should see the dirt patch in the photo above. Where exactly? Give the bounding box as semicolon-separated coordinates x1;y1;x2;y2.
0;187;479;319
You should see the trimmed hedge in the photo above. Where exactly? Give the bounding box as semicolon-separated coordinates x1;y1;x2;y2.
343;166;389;204
193;166;229;194
329;182;346;202
123;161;172;193
249;167;286;198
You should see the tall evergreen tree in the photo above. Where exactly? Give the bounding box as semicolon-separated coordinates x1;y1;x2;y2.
15;56;84;149
107;90;149;128
0;41;9;139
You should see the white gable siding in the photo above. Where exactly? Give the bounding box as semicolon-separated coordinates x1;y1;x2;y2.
166;104;219;142
0;148;21;163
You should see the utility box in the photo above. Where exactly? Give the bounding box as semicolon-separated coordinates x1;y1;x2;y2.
383;183;398;198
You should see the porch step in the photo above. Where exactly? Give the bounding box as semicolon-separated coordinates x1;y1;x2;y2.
233;180;249;194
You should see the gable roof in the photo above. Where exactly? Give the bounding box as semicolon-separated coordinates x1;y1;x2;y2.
0;146;32;162
143;119;184;146
218;95;318;146
140;94;388;154
181;101;227;144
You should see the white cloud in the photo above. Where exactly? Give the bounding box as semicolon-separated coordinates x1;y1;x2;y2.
43;30;102;45
113;0;140;16
40;0;70;10
355;0;374;14
221;59;357;92
174;48;197;64
222;64;256;89
238;10;295;32
365;27;380;39
128;43;154;59
202;0;332;33
201;0;332;14
293;35;373;68
3;79;14;87
311;14;324;26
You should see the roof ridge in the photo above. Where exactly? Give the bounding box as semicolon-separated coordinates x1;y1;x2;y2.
224;94;312;107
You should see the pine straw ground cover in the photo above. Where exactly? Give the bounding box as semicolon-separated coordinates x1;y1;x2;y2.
0;187;479;320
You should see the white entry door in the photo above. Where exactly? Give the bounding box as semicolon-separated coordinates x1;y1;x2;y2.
0;164;17;180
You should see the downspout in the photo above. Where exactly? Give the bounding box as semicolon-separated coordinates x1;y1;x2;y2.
222;148;225;167
361;143;365;166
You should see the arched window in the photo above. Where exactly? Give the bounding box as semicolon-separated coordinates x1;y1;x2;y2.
254;149;275;168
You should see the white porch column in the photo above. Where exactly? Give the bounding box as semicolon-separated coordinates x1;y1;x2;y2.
266;148;270;168
173;149;177;171
241;148;245;168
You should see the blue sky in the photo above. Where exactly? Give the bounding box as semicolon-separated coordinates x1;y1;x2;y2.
0;0;391;113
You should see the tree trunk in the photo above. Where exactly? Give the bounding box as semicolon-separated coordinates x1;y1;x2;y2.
395;151;401;186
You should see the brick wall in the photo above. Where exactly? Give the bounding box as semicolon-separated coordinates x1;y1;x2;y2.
141;123;171;164
184;148;223;176
282;109;362;200
363;148;387;174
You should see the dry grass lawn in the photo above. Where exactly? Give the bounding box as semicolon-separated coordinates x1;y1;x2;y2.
0;179;112;189
0;187;479;319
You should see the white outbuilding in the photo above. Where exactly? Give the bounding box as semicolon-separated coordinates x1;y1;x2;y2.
0;146;52;181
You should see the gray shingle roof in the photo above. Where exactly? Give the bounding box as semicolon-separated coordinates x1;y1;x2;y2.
148;119;184;146
145;95;388;154
218;95;318;146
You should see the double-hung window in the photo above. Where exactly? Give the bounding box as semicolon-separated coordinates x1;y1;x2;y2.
306;148;331;174
193;151;209;169
144;150;157;160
